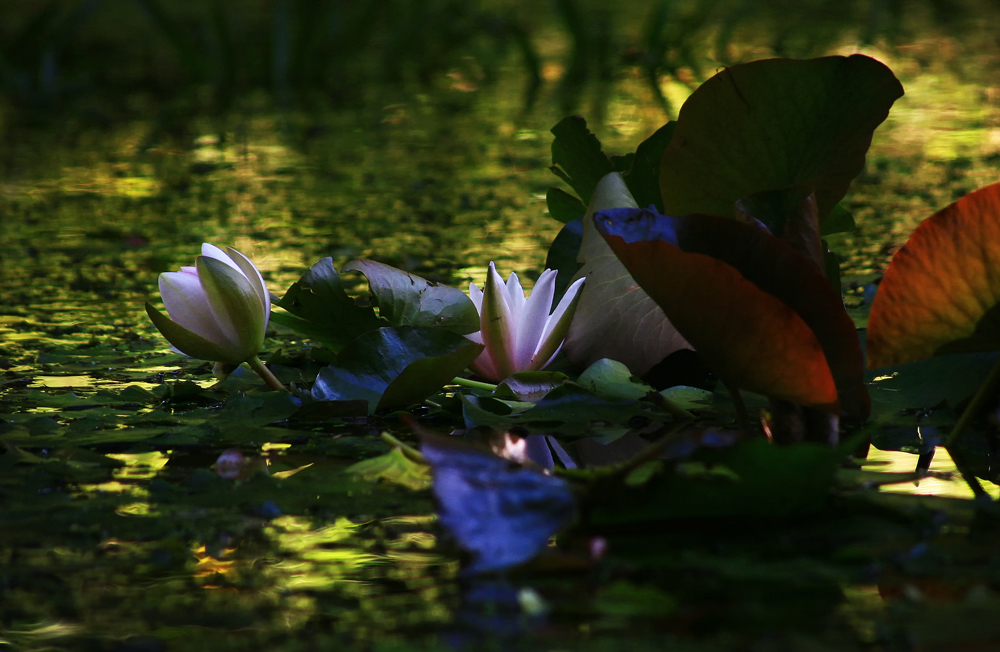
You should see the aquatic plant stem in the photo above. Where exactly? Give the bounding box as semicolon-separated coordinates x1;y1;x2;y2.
646;391;695;421
451;376;497;392
943;355;1000;501
381;432;427;464
725;380;752;434
247;355;288;392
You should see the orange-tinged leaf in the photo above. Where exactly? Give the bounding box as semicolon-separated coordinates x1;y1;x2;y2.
596;208;870;417
868;182;1000;368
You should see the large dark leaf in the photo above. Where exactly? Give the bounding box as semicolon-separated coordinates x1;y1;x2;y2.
596;207;868;418
543;217;584;302
343;258;479;334
549;116;615;206
660;55;903;222
868;182;1000;367
546;187;587;224
312;326;483;413
272;257;384;351
549;116;677;215
623;120;674;211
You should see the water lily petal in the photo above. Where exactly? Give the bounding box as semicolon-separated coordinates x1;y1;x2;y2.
201;243;244;273
145;303;241;363
505;271;526;326
197;256;265;361
225;246;270;327
516;268;557;369
480;262;516;379
159;271;232;347
469;282;484;313
531;276;585;370
469;351;501;381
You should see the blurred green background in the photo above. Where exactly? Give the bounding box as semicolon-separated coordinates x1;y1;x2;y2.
3;0;1000;317
4;3;1000;650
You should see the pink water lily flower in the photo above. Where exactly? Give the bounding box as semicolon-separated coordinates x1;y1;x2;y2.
466;263;585;382
145;244;269;367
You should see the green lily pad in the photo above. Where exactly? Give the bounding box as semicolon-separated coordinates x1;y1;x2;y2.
272;257;385;351
576;358;654;402
494;371;568;402
346;447;432;491
343;258;479;334
660;385;714;410
312;326;484;413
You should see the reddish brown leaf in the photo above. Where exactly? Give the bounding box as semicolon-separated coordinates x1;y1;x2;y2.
596;208;869;418
868;182;1000;368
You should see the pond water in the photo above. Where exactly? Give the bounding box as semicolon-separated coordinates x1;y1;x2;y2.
5;9;1000;650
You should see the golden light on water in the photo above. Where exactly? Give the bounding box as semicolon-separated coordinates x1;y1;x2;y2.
866;447;1000;500
30;375;97;388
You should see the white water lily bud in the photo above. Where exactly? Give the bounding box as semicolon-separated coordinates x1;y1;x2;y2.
466;262;585;382
146;244;270;366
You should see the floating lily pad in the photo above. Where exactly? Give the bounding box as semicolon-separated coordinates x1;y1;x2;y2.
576;358;655;402
346;447;432;491
494;371;568;403
272;257;385;351
343;258;479;334
312;326;484;413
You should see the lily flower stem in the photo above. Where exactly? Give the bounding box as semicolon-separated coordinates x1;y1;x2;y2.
247;355;288;392
559;418;692;491
451;376;498;392
381;432;427;464
647;391;696;421
943;356;1000;501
